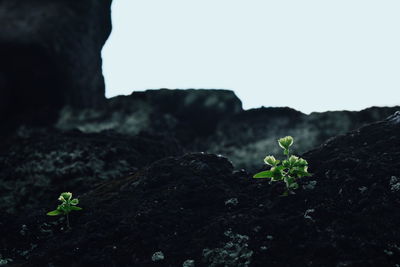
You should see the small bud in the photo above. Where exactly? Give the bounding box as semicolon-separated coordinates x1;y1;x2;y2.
278;136;294;150
264;155;278;166
61;192;72;201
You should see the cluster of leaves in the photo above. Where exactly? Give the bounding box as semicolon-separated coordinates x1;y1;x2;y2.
47;192;82;228
253;136;311;194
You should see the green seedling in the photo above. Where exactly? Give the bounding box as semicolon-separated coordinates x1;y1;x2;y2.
47;192;82;229
253;136;311;195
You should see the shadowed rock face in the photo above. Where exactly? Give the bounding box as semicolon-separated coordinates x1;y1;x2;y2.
57;89;244;145
0;0;112;127
0;43;64;126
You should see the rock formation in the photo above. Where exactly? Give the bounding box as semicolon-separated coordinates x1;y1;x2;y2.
57;89;243;144
0;0;112;128
56;90;400;170
204;105;400;170
2;113;400;266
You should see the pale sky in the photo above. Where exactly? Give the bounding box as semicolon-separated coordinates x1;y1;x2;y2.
102;0;400;114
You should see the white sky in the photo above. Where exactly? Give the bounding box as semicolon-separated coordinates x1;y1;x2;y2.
102;0;400;114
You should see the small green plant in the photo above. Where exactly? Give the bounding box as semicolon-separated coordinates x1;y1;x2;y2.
47;192;82;229
253;136;311;195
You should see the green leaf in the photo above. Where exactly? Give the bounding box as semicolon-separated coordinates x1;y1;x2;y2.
269;166;283;181
61;192;73;201
271;175;283;182
47;210;63;216
57;204;68;213
292;167;312;177
282;160;290;168
278;136;294;149
253;171;273;178
69;206;82;211
289;182;299;189
289;155;299;164
274;165;285;171
264;156;279;166
284;176;295;184
70;198;79;205
295;158;308;167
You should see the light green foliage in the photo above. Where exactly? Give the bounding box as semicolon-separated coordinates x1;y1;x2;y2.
47;192;82;228
253;136;311;194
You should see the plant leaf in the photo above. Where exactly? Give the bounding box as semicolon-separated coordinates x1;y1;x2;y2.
289;182;299;189
70;206;83;211
70;199;79;205
278;136;294;149
61;192;72;201
282;160;290;168
253;171;273;178
47;210;63;216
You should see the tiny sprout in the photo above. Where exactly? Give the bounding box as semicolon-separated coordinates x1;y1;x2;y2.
254;136;311;195
47;192;82;229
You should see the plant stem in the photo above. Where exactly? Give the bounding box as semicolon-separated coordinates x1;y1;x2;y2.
66;213;70;229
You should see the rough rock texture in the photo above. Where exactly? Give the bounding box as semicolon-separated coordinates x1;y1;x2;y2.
57;89;243;145
0;127;183;214
203;106;400;170
2;112;400;266
57;89;399;170
0;0;112;128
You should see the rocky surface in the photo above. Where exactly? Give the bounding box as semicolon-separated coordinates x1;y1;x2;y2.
56;89;399;170
1;112;400;266
0;0;112;128
57;89;243;145
0;127;182;214
204;106;400;170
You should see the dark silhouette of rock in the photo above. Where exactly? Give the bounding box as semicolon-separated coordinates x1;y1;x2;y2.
0;0;112;128
57;89;243;145
2;112;400;266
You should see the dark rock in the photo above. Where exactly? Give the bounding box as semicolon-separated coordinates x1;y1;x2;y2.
57;89;243;145
0;127;183;214
0;0;112;128
56;87;399;170
3;113;400;266
202;106;400;170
